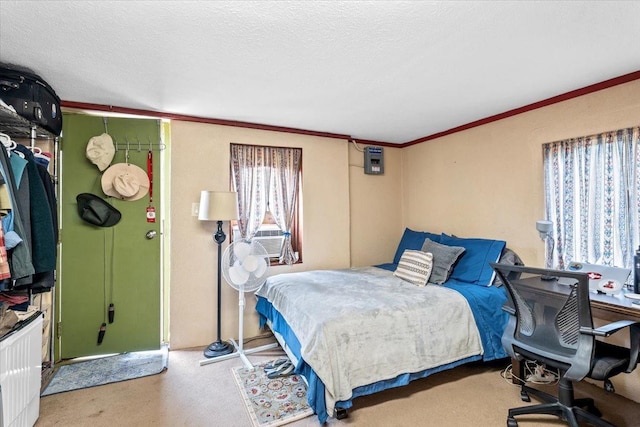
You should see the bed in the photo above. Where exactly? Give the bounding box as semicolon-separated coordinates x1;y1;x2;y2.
254;229;517;423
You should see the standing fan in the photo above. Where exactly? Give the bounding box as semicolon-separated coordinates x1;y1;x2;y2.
217;239;277;368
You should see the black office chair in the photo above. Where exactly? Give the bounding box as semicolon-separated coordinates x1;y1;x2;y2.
490;262;640;427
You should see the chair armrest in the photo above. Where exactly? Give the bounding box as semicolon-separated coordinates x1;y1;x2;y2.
581;321;640;373
627;324;640;372
583;320;639;337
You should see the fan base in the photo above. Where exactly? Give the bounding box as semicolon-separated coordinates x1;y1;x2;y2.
203;340;234;358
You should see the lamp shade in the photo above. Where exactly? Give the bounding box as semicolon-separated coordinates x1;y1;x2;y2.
198;191;239;221
536;220;553;235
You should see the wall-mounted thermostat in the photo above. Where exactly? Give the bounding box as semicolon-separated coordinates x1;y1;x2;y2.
364;146;384;175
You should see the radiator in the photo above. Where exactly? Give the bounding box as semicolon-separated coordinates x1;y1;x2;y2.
0;313;42;427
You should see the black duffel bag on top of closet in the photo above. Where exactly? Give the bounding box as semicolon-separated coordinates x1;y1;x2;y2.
0;62;62;136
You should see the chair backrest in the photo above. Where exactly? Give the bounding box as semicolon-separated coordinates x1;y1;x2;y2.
490;262;595;381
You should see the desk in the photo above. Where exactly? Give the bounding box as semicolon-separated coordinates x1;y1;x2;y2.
508;276;640;384
589;288;640;322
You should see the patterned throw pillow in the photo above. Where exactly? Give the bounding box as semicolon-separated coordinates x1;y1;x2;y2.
394;250;434;287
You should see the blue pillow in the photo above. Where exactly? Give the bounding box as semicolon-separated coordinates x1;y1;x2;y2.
440;234;506;286
393;228;441;264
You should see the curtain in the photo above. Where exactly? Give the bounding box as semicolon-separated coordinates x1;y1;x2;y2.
230;144;269;240
268;147;302;265
543;127;639;271
230;144;302;265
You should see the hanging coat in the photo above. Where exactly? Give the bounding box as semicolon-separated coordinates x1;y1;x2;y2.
0;145;34;281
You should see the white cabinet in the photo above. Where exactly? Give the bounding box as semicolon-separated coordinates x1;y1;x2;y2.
0;313;43;427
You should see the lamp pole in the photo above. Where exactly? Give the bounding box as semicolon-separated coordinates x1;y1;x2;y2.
203;220;233;358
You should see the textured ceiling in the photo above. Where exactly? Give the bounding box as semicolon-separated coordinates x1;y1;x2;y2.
1;1;639;144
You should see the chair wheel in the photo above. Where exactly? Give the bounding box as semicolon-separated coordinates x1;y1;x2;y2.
519;390;531;402
507;417;518;427
604;379;615;393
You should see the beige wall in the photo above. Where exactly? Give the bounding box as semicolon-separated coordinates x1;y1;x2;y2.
349;143;403;267
168;121;355;350
401;79;640;401
402;79;640;266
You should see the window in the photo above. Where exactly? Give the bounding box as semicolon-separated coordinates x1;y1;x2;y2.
230;143;302;265
542;127;640;271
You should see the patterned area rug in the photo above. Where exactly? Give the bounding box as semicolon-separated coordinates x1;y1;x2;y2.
232;359;314;427
41;346;168;396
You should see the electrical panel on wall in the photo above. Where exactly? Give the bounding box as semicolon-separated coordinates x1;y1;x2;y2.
364;146;384;175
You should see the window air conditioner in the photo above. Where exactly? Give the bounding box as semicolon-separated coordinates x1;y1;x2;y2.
232;225;285;258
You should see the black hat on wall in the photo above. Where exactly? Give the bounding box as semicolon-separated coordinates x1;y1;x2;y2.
76;193;121;227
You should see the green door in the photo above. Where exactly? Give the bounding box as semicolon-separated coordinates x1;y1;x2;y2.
58;113;162;358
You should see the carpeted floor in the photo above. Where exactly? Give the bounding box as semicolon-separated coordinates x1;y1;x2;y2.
36;338;640;426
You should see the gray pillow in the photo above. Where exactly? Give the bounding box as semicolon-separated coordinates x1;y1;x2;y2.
421;238;466;284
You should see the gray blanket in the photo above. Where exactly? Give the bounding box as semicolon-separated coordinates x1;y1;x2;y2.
255;267;483;414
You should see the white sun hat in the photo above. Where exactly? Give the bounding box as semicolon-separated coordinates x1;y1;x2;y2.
86;133;116;171
101;163;149;201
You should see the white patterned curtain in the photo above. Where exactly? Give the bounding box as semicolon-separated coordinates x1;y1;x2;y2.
230;144;302;264
268;147;302;265
543;127;640;271
230;144;269;240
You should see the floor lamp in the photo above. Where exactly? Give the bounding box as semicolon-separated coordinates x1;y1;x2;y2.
198;190;239;358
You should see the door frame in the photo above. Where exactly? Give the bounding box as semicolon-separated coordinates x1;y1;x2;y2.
54;111;169;361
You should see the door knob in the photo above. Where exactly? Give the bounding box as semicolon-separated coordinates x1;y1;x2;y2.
146;230;157;239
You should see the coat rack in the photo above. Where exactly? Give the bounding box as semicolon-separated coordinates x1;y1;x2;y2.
102;117;165;152
113;138;165;152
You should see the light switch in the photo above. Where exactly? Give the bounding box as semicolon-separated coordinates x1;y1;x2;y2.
192;203;200;216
